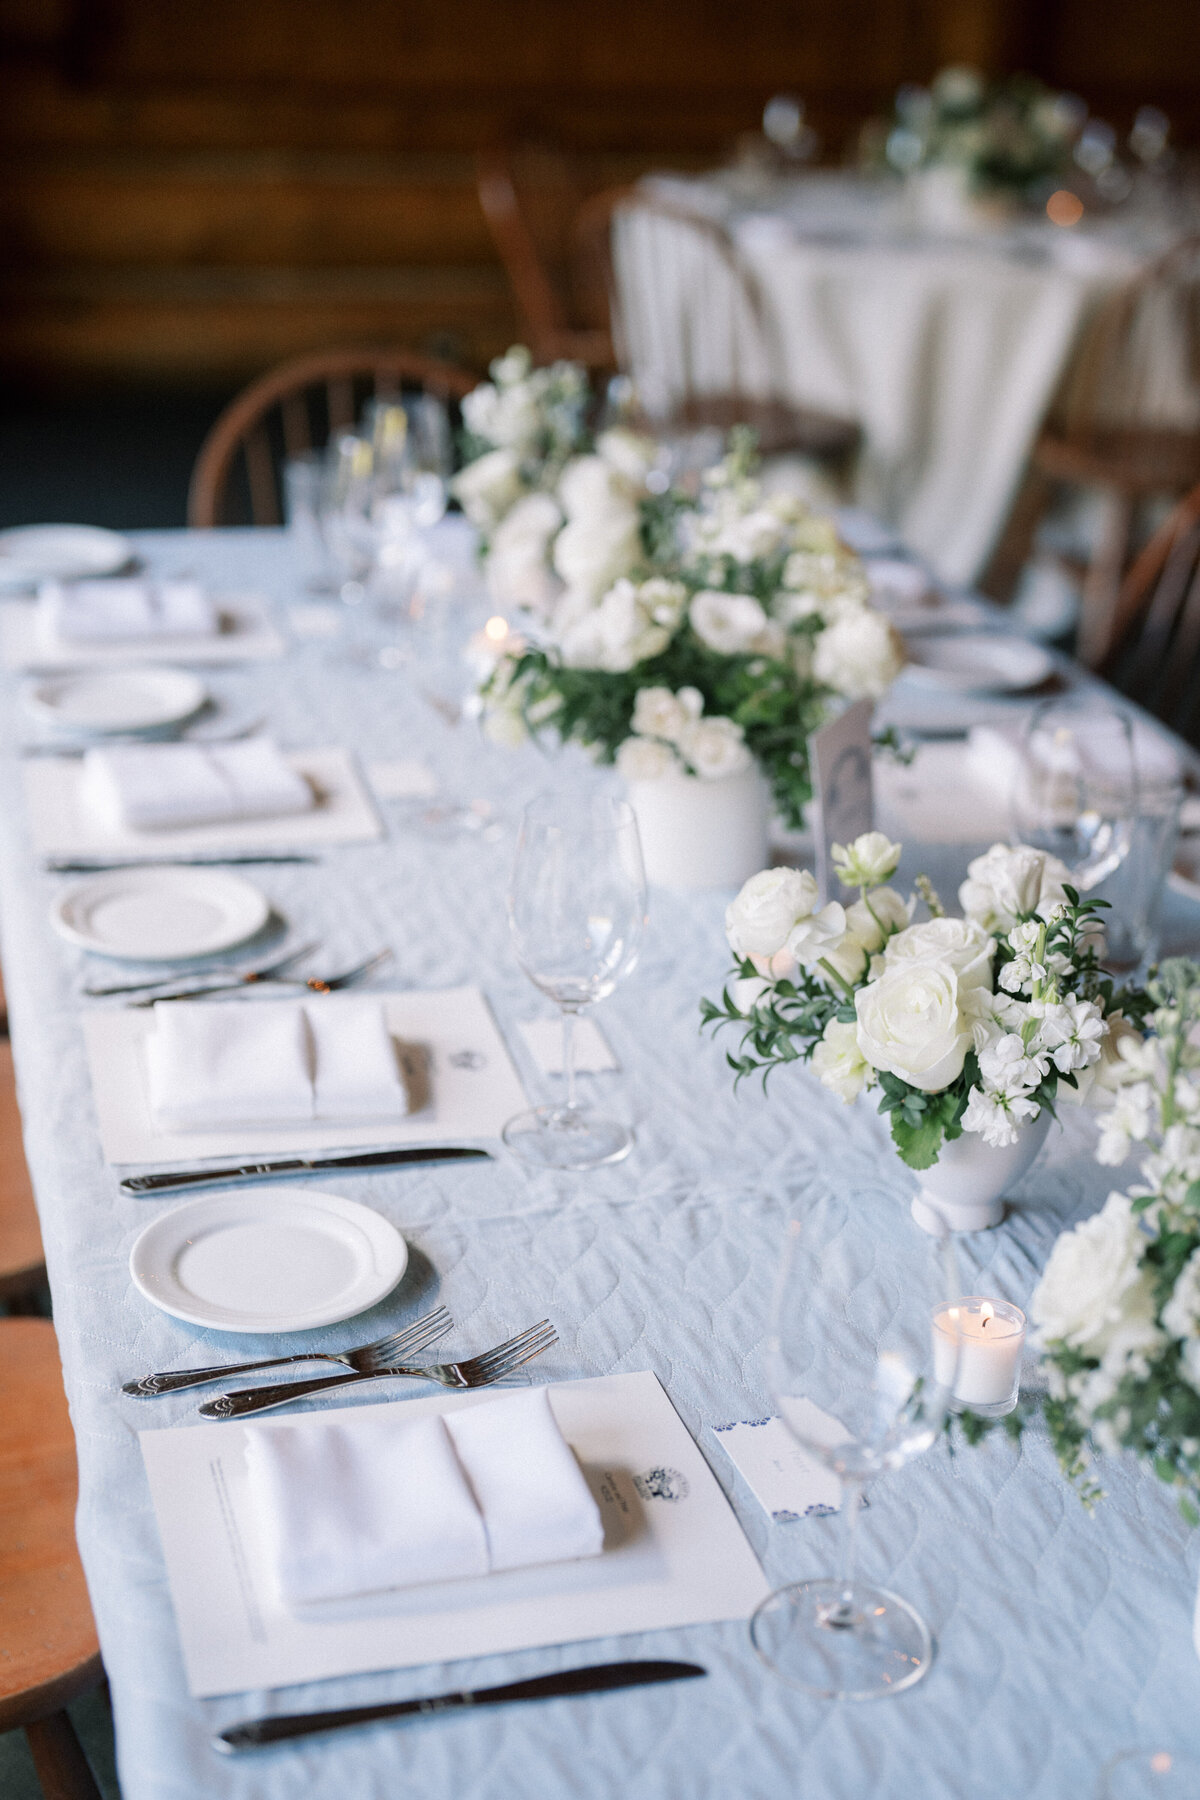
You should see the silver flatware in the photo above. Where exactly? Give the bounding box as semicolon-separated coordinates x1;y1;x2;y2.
84;940;319;999
120;1145;492;1195
131;947;392;1006
21;715;268;757
122;1305;452;1396
215;1659;706;1751
200;1319;557;1418
44;855;320;872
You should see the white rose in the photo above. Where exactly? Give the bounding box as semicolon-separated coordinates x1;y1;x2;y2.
812;1018;870;1102
552;506;641;602
832;831;901;891
615;736;678;783
597;427;656;486
631;685;701;743
882;916;995;993
558;454;631;518
959;843;1071;934
689;590;772;657
855;960;973;1091
1029;1191;1148;1350
812;608;905;699
725;867;821;959
485;492;563;613
677;716;752;781
451;447;523;530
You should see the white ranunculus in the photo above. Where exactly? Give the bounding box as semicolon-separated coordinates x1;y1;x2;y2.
882;916;995;994
811;607;905;699
677;716;752;781
1029;1190;1148;1349
785;899;848;969
689;590;772;657
855;959;973;1092
832;831;902;891
725;867;820;959
596;427;657;486
630;685;701;743
959;843;1071;933
451;447;524;530
485;491;563;613
615;735;678;783
812;1017;870;1102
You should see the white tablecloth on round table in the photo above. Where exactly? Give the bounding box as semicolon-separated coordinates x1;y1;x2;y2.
2;526;1200;1800
613;174;1148;587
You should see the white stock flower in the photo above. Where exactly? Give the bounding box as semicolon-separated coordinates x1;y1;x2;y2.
485;491;563;613
977;1032;1050;1096
882;916;995;993
677;716;752;781
451;447;524;530
1095;1082;1158;1165
832;832;901;891
959;843;1071;934
961;1085;1040;1147
811;608;905;700
1035;995;1106;1075
855;959;974;1092
812;1018;870;1102
630;685;703;743
1029;1191;1148;1349
725;868;820;960
1064;1010;1147;1106
689;590;775;657
555;578;671;672
615;735;678;783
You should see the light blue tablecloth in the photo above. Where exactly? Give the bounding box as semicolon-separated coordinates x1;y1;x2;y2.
3;529;1200;1800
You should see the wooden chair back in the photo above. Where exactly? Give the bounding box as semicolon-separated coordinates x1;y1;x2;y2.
1103;478;1200;737
188;346;476;528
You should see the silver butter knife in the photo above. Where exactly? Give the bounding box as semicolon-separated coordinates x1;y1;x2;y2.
120;1146;492;1194
215;1659;706;1751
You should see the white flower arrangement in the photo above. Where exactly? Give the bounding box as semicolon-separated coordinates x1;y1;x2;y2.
868;66;1089;199
463;406;903;830
703;835;1135;1172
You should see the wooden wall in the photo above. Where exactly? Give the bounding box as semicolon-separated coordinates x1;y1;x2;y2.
0;0;1196;388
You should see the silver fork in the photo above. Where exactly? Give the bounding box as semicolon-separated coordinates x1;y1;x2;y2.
199;1320;557;1419
86;941;319;999
122;1305;453;1397
132;947;393;1006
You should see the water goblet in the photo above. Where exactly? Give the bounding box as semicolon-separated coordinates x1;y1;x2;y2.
750;1191;961;1700
503;792;647;1171
1011;701;1138;895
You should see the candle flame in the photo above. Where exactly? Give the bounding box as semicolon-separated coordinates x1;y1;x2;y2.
980;1301;995;1329
484;615;509;643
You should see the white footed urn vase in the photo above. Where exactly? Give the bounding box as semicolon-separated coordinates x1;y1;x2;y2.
625;764;770;890
908;1111;1052;1235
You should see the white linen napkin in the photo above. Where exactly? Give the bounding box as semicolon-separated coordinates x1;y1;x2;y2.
966;717;1183;803
243;1388;603;1610
81;738;315;832
40;578;218;643
144;998;409;1129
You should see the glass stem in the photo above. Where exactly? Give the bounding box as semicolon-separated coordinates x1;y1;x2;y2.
561;1007;580;1113
833;1479;863;1624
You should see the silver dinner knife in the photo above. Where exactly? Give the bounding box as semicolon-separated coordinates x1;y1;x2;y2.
215;1660;706;1751
120;1146;492;1193
44;854;320;872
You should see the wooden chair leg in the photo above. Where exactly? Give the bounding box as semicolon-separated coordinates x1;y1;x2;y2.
24;1709;104;1800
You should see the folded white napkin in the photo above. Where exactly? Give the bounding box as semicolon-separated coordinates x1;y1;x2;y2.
244;1388;603;1609
81;738;314;832
967;717;1183;804
144;998;409;1129
40;578;218;643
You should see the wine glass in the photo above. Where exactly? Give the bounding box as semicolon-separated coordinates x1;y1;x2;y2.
750;1191;961;1700
1011;701;1138;897
504;792;647;1170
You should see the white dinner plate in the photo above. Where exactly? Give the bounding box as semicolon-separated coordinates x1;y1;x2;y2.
129;1188;409;1332
50;866;270;960
900;633;1055;694
23;667;208;735
0;524;134;592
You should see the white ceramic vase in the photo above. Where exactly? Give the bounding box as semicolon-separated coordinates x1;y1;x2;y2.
908;1111;1052;1235
624;763;770;890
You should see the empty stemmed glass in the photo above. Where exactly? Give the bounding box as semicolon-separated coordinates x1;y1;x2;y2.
750;1190;961;1700
1011;701;1138;894
504;792;647;1170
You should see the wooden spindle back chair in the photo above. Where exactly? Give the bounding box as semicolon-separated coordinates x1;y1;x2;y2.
1102;477;1200;741
188;347;476;528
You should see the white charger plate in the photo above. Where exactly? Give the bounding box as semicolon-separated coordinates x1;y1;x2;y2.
900;632;1055;694
24;667;208;735
0;524;134;591
51;865;270;960
129;1188;409;1332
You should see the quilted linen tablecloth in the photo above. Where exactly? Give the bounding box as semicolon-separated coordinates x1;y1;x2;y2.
2;526;1200;1800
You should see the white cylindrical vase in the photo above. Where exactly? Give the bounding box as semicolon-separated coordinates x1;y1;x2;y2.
625;763;770;890
908;1111;1052;1235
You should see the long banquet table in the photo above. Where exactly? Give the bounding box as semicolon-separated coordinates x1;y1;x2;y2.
3;525;1200;1800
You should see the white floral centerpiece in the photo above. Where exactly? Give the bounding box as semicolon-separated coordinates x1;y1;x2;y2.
702;835;1137;1178
476;432;903;835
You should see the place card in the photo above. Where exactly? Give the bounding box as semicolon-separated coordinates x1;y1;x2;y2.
808;697;875;903
712;1406;846;1520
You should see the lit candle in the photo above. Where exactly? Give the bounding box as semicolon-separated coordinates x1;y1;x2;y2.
931;1296;1026;1418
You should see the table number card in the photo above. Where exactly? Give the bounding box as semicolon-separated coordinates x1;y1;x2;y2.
808;698;875;903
